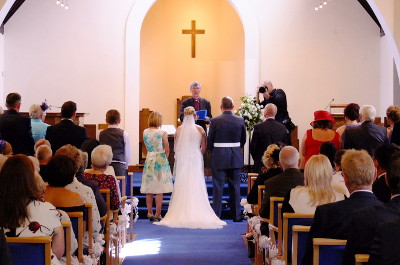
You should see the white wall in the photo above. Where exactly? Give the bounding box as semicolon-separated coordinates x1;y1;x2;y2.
2;0;396;163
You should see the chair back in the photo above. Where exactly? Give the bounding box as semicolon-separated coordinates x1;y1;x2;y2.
247;173;258;194
283;213;314;263
62;221;72;265
67;212;84;262
116;176;126;197
100;189;111;210
256;185;265;215
292;225;310;265
100;211;111;265
313;238;347;265
84;203;93;253
355;254;370;265
269;197;284;227
6;236;52;265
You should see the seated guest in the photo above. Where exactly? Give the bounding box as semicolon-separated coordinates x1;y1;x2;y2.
99;109;131;178
0;155;65;264
329;150;350;197
0;140;12;155
34;139;51;152
368;218;400;265
259;146;304;219
45;101;88;154
343;152;400;265
335;103;360;136
250;103;289;173
44;155;85;214
29;103;50;143
302;149;382;265
282;154;345;214
300;110;341;168
85;145;120;210
35;145;52;181
247;144;283;204
342;105;389;156
372;143;400;203
386;105;400;139
81;138;100;169
56;144;107;217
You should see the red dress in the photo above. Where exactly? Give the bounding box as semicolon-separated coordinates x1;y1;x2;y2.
304;129;340;165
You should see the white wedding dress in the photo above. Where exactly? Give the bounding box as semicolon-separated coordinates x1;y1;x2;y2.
154;115;227;229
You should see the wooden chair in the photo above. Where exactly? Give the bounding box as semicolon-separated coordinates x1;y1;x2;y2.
6;236;52;265
247;173;258;194
292;225;310;265
355;254;370;265
62;220;72;265
282;213;314;263
116;176;126;197
67;212;84;263
256;185;265;215
100;211;111;265
85;203;93;255
313;238;347;265
268;197;285;228
100;189;111;210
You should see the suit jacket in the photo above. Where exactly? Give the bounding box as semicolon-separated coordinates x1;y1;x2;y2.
343;196;400;265
342;121;388;156
391;119;400;145
207;111;246;169
302;191;383;265
250;118;289;173
46;119;88;153
372;173;391;203
368;219;400;265
180;97;212;132
0;109;34;155
259;168;304;218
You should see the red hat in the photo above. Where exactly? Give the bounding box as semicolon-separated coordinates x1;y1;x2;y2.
310;110;335;127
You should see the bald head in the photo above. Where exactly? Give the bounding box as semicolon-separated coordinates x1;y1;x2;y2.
279;146;300;170
264;103;277;118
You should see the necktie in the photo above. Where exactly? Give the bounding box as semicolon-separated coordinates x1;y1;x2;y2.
194;99;200;111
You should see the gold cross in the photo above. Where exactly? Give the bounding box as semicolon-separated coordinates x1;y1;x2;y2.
182;20;205;58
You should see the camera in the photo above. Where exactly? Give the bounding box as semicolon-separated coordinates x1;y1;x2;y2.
258;86;267;93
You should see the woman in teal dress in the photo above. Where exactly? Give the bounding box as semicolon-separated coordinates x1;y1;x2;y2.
141;112;173;221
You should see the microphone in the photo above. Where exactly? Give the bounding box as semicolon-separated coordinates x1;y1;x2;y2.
324;98;334;110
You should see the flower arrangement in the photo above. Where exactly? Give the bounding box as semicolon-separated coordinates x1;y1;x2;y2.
235;96;264;133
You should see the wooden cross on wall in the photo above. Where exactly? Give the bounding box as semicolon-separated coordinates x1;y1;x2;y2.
182;20;205;58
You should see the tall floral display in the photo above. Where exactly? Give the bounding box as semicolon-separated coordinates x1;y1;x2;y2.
235;96;264;167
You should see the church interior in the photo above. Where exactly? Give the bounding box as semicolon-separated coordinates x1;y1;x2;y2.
0;0;400;264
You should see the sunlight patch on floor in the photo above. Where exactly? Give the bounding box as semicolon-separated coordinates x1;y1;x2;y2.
120;238;162;257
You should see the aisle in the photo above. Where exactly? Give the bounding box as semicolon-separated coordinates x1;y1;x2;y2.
121;219;251;265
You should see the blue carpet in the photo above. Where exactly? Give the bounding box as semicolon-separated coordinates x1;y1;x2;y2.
121;219;251;265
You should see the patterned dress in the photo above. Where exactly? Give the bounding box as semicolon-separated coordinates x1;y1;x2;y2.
84;172;120;210
140;128;173;194
3;200;64;265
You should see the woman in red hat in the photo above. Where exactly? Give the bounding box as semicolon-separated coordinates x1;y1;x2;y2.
300;110;341;168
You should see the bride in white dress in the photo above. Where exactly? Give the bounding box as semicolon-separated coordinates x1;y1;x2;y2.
154;107;227;229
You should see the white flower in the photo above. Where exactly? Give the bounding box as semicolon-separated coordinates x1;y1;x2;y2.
83;255;94;265
255;223;261;235
258;235;270;249
94;234;105;245
93;242;104;257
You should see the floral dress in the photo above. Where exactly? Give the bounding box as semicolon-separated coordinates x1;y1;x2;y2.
140;128;173;194
3;200;64;265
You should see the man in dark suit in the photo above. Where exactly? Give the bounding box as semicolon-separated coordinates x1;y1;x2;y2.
208;96;246;221
180;81;212;133
342;105;389;156
0;93;34;155
343;152;400;265
302;149;383;265
45;101;88;153
368;218;400;265
259;146;304;219
390;119;400;146
250;103;289;173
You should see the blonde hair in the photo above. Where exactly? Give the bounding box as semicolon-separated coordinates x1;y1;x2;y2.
261;144;280;169
55;144;82;171
148;112;162;128
304;154;336;206
3;142;12;155
341;149;375;188
35;145;52;161
29;104;43;119
184;106;196;116
386;105;400;123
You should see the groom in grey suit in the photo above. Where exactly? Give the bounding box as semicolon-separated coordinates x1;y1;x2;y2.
208;96;247;221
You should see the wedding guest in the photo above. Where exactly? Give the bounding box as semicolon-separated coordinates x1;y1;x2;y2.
282;154;345;214
335;103;360;136
300;110;340;168
0;155;65;263
81;138;100;169
0;93;35;155
29;104;50;143
35;145;52;181
85;145;121;210
140;112;173;221
386;105;400;139
179;81;212;133
99;109;131;178
0;140;12;156
247;144;283;204
34;139;51;152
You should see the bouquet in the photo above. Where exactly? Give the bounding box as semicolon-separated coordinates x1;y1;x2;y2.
235;96;264;133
